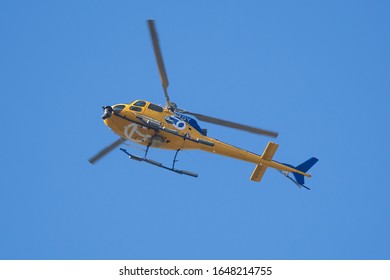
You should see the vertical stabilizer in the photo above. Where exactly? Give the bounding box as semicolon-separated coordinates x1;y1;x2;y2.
292;157;319;186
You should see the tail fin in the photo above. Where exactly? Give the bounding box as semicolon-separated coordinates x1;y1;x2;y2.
292;157;319;186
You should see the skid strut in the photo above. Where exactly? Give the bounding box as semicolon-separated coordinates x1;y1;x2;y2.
120;147;198;177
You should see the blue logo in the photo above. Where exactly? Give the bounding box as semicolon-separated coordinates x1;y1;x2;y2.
165;116;186;130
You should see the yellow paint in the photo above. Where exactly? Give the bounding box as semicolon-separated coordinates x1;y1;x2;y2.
250;142;279;182
103;100;311;182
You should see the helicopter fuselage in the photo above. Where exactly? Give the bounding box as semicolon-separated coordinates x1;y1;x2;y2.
102;100;309;177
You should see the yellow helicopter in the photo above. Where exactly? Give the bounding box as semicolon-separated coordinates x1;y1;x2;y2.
89;20;318;189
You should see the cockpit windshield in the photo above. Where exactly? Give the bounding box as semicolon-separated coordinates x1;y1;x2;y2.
148;103;164;112
112;104;126;113
133;101;146;107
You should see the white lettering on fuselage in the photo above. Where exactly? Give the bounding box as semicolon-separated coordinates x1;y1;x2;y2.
124;123;152;143
165;115;186;130
176;114;191;123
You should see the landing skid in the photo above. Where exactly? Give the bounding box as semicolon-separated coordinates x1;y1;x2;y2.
120;147;198;178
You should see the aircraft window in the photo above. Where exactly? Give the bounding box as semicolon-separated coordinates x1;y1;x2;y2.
134;101;146;107
130;106;142;112
113;105;126;113
148;103;163;112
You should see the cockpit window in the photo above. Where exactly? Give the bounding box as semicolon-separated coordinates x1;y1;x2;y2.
148;103;163;112
134;101;146;107
130;106;142;112
113;105;126;113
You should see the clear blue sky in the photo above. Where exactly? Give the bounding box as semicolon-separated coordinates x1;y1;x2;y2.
1;0;389;259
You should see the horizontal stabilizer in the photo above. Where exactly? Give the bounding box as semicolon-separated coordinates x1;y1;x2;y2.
250;164;267;182
250;142;279;182
262;142;279;160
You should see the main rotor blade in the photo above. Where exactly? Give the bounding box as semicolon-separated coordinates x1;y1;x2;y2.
182;111;279;138
147;19;170;105
88;138;125;164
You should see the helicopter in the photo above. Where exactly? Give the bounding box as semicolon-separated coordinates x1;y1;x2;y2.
89;20;318;189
